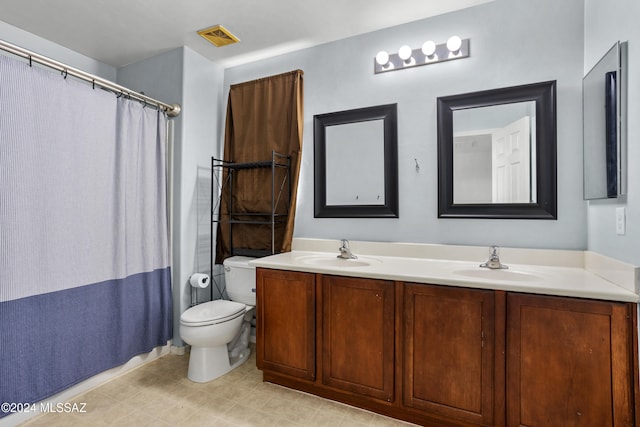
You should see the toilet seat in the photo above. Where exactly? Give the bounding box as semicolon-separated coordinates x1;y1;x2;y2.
180;300;246;327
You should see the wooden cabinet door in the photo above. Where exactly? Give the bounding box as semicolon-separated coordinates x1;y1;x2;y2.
403;283;495;426
507;293;635;427
321;275;395;402
256;268;315;380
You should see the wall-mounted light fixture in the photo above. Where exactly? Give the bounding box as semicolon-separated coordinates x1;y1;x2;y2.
374;36;470;74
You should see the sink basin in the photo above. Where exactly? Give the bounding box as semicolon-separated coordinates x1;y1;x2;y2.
296;255;379;268
453;268;541;282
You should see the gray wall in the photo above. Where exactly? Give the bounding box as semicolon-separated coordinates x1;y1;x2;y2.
223;0;586;250
180;47;225;305
584;0;640;265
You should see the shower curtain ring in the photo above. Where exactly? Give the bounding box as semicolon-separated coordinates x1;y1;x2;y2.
61;69;68;79
28;56;32;67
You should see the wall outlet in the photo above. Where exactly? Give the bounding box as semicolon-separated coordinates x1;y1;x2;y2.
616;207;626;235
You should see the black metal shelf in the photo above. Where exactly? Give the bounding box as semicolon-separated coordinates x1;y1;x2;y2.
214;159;290;170
226;219;284;225
211;151;291;259
222;212;289;217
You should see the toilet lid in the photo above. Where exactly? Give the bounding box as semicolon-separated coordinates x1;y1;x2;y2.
180;300;246;326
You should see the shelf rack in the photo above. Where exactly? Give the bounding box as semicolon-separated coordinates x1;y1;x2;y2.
211;151;291;259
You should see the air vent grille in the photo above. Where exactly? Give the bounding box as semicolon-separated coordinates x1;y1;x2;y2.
198;25;240;47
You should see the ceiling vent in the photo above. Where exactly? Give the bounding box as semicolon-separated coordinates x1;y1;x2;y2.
197;25;240;47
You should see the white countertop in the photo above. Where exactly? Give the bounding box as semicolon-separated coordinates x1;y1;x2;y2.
250;239;639;303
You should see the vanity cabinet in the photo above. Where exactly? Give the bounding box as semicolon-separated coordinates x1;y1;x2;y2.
256;268;315;380
321;275;395;401
403;283;496;426
506;293;637;427
256;267;639;427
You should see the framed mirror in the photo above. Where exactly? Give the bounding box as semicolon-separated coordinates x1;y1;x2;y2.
583;41;627;200
314;104;398;218
437;81;557;219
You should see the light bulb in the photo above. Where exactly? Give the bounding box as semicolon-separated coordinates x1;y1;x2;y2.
447;36;462;53
375;50;389;66
421;40;436;57
398;45;413;61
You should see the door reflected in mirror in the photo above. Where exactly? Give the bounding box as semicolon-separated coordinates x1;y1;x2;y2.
453;101;536;204
437;81;556;219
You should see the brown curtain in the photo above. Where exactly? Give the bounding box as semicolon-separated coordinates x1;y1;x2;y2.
215;69;304;263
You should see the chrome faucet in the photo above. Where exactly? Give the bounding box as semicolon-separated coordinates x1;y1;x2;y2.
480;246;508;270
337;239;357;259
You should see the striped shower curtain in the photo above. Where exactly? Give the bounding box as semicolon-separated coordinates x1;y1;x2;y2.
0;54;172;412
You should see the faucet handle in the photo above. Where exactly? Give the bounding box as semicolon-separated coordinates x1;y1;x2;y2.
337;239;357;259
490;245;499;257
480;245;508;269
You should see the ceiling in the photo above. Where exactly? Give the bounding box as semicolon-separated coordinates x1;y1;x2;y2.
0;0;493;69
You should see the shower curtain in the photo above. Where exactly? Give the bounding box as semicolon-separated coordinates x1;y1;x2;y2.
0;54;172;412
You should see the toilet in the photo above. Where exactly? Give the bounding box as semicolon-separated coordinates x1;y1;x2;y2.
180;256;256;383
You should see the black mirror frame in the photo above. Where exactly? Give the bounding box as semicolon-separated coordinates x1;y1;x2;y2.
437;81;557;219
314;103;399;218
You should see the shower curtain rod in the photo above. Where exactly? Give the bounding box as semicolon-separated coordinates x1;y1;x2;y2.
0;39;181;117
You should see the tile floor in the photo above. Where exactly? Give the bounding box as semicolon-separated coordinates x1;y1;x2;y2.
20;347;417;426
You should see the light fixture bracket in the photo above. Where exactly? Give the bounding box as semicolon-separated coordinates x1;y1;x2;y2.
374;38;470;74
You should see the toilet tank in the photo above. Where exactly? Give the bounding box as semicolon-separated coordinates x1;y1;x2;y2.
223;256;257;306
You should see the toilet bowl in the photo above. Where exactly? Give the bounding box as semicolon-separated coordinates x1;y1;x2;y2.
180;256;256;382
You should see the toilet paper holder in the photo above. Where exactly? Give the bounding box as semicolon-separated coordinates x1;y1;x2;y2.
190;273;210;288
189;273;210;307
